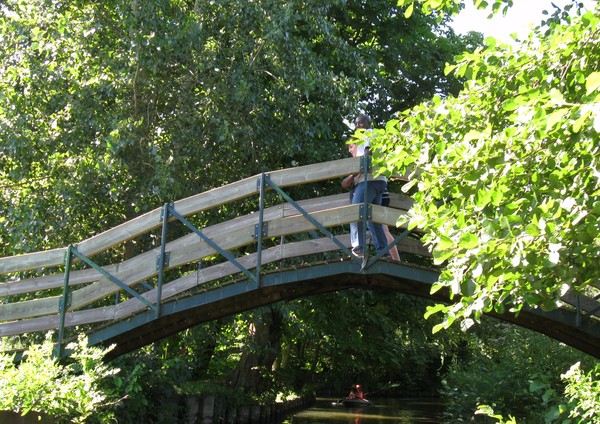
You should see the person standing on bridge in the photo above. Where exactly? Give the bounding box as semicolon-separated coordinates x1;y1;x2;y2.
341;114;391;259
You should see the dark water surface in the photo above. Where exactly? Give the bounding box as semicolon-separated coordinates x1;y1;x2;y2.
281;397;445;423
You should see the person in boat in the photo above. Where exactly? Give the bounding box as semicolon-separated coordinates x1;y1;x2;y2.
347;387;357;399
354;384;364;400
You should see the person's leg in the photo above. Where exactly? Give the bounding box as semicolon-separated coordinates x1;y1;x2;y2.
349;187;359;250
366;180;388;255
383;226;401;261
350;182;365;255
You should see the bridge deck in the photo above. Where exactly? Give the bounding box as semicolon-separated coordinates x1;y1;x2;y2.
1;158;599;358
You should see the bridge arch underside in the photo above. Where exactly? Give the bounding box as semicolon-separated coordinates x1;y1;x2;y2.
90;261;600;360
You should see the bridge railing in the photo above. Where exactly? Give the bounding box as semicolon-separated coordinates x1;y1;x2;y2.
1;157;599;355
0;157;429;350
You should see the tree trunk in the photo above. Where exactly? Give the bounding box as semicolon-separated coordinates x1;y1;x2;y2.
229;306;283;391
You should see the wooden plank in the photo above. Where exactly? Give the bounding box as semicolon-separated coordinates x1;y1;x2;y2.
388;192;414;210
396;237;431;257
0;253;147;321
0;315;61;337
267;205;359;237
0;268;102;297
0;306;117;337
0;199;288;298
94;236;358;322
283;193;349;217
267;157;361;187
0;157;409;279
0;192;403;300
0;248;65;276
0;195;348;312
101;233;427;325
0;297;61;322
76;209;163;260
0;203;358;321
169;178;258;220
371;205;409;228
0;205;249;318
0;235;354;336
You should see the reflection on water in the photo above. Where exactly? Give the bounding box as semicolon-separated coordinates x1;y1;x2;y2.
281;397;444;424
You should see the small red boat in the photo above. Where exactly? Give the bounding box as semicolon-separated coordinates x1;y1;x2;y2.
340;384;372;407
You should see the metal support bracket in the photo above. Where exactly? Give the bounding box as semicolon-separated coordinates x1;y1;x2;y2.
254;222;268;239
359;204;372;220
156;251;171;270
59;291;72;312
257;173;270;190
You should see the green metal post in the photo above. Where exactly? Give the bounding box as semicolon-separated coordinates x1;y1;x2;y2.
56;246;73;358
255;173;266;287
360;155;370;267
155;203;171;317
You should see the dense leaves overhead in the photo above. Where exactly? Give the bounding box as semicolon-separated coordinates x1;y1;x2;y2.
374;3;600;328
0;0;471;256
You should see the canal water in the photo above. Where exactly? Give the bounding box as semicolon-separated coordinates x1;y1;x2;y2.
281;397;445;423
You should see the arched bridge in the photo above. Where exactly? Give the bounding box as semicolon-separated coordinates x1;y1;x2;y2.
1;158;599;359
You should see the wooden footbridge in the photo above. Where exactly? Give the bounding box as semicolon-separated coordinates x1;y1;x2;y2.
1;158;599;359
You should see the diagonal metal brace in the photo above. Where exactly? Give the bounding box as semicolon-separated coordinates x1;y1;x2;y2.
262;175;355;259
363;228;413;271
69;247;158;312
166;204;257;283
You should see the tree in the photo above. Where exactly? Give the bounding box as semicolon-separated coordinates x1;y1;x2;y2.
373;1;600;329
0;0;474;258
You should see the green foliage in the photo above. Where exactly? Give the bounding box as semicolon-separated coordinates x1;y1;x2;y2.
374;3;600;328
109;346;187;423
277;291;463;396
397;0;552;20
0;0;472;261
0;333;120;423
456;360;600;424
438;320;598;423
560;361;600;423
474;405;518;424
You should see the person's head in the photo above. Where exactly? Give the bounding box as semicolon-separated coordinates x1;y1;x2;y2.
347;142;358;157
354;114;372;130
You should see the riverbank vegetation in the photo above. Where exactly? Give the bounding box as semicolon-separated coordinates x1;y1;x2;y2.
1;0;599;422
